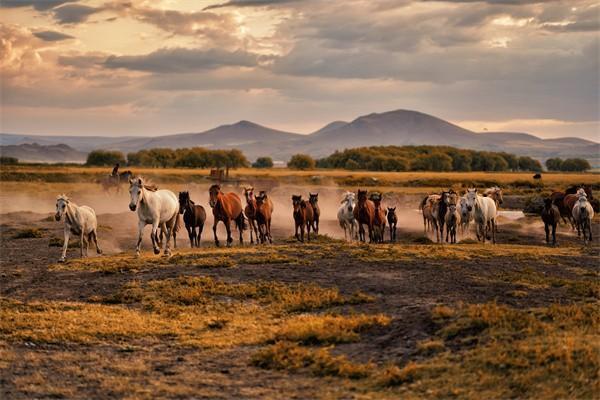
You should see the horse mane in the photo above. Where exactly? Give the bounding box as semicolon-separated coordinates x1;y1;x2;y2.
144;184;158;192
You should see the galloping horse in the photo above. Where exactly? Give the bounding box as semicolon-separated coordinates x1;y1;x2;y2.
464;188;497;244
243;187;259;244
129;177;179;256
338;192;358;241
551;185;593;229
100;170;133;194
431;190;452;243
55;194;102;262
354;189;375;243
573;189;594;244
541;198;560;246
292;195;314;242
420;194;440;234
255;191;274;244
178;191;206;247
309;193;320;235
369;192;386;243
209;184;245;247
387;207;398;242
483;186;503;233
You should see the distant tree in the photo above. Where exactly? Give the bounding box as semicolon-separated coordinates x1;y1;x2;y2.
0;156;18;165
288;154;316;170
86;150;126;166
560;158;591;172
517;156;542;172
545;157;563;171
252;157;274;168
411;153;453;171
344;159;360;170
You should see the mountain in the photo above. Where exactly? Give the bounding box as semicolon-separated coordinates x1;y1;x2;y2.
2;109;598;164
0;143;87;163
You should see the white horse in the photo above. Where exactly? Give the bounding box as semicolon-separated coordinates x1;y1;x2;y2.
338;191;358;240
55;194;102;262
572;189;594;244
128;177;179;256
465;188;497;244
459;196;473;234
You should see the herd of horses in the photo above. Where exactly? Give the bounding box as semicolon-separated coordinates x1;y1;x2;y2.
53;178;596;261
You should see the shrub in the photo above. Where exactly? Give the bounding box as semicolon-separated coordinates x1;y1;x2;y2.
0;156;18;165
545;157;563;171
252;157;273;168
86;150;126;166
560;158;591;172
288;154;316;170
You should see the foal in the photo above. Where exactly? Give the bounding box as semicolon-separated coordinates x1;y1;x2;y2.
292;195;314;242
178;191;206;247
387;207;397;242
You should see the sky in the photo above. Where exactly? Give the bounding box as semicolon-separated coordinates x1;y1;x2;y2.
0;0;598;141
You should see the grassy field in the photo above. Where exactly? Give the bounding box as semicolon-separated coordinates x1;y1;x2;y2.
0;168;599;399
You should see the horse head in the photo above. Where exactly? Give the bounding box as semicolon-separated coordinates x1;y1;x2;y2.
309;192;319;206
129;177;145;211
55;194;69;221
209;184;222;208
465;188;478;212
292;195;303;212
543;198;553;209
178;191;191;214
256;191;267;206
243;186;255;204
357;189;368;205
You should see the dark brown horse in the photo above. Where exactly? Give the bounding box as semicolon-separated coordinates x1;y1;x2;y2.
178;191;206;247
354;189;375;242
243;187;259;244
552;185;594;228
387;207;397;242
369;192;386;243
208;184;245;247
255;191;274;244
541;198;560;246
292;195;314;242
309;193;320;235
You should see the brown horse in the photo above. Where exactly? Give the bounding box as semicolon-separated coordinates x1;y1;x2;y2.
208;184;245;247
178;191;206;247
541;198;560;246
309;193;320;235
387;207;397;242
255;191;274;244
243;187;259;244
551;185;593;228
369;192;386;243
292;195;314;242
354;189;375;242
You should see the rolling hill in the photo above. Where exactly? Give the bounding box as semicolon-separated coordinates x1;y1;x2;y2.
1;110;598;164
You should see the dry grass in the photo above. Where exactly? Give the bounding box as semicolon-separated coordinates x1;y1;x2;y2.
12;228;44;239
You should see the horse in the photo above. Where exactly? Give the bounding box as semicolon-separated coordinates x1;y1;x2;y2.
541;198;560;246
255;191;274;244
243;187;260;244
292;195;314;242
100;170;134;194
354;189;375;243
55;194;102;262
420;194;439;234
444;203;461;244
369;192;386;243
572;190;594;244
459;196;473;235
431;190;454;243
483;186;503;233
338;192;358;241
464;188;497;244
387;207;398;242
178;191;206;248
551;185;593;229
309;193;320;235
209;184;245;247
129;177;179;256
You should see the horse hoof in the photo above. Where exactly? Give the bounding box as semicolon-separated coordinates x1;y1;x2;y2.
58;258;66;263
163;252;171;257
153;248;160;255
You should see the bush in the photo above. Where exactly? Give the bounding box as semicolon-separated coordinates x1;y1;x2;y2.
0;156;18;165
560;158;591;172
252;157;273;168
288;154;316;170
127;147;249;169
517;156;542;172
545;158;563;171
86;150;126;166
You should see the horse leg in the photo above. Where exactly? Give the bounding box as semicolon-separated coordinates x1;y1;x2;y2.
187;225;194;248
267;219;273;244
238;216;245;245
367;224;373;243
135;221;144;256
163;219;175;256
91;230;102;254
544;223;550;244
225;219;233;247
213;220;220;247
151;222;161;254
306;221;311;242
551;223;557;246
197;224;203;247
80;231;85;258
249;218;254;244
60;229;70;262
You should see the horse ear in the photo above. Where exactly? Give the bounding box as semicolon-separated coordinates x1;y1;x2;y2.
137;178;143;185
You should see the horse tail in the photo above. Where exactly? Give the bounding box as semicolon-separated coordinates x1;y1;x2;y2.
235;212;247;231
419;196;428;211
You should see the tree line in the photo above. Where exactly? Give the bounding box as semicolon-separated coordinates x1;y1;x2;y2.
545;157;591;172
313;146;545;172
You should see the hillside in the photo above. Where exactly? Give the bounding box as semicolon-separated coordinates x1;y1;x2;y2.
0;143;87;163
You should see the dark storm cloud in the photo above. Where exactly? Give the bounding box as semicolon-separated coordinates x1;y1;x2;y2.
32;30;75;41
104;47;260;73
51;4;101;24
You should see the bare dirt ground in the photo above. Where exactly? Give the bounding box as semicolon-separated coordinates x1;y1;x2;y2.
1;184;598;399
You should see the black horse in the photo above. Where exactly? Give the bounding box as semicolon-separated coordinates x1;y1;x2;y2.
178;191;206;247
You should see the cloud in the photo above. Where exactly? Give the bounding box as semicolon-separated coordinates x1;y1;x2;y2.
0;0;76;11
104;47;260;72
51;4;101;24
32;30;75;41
203;0;300;10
